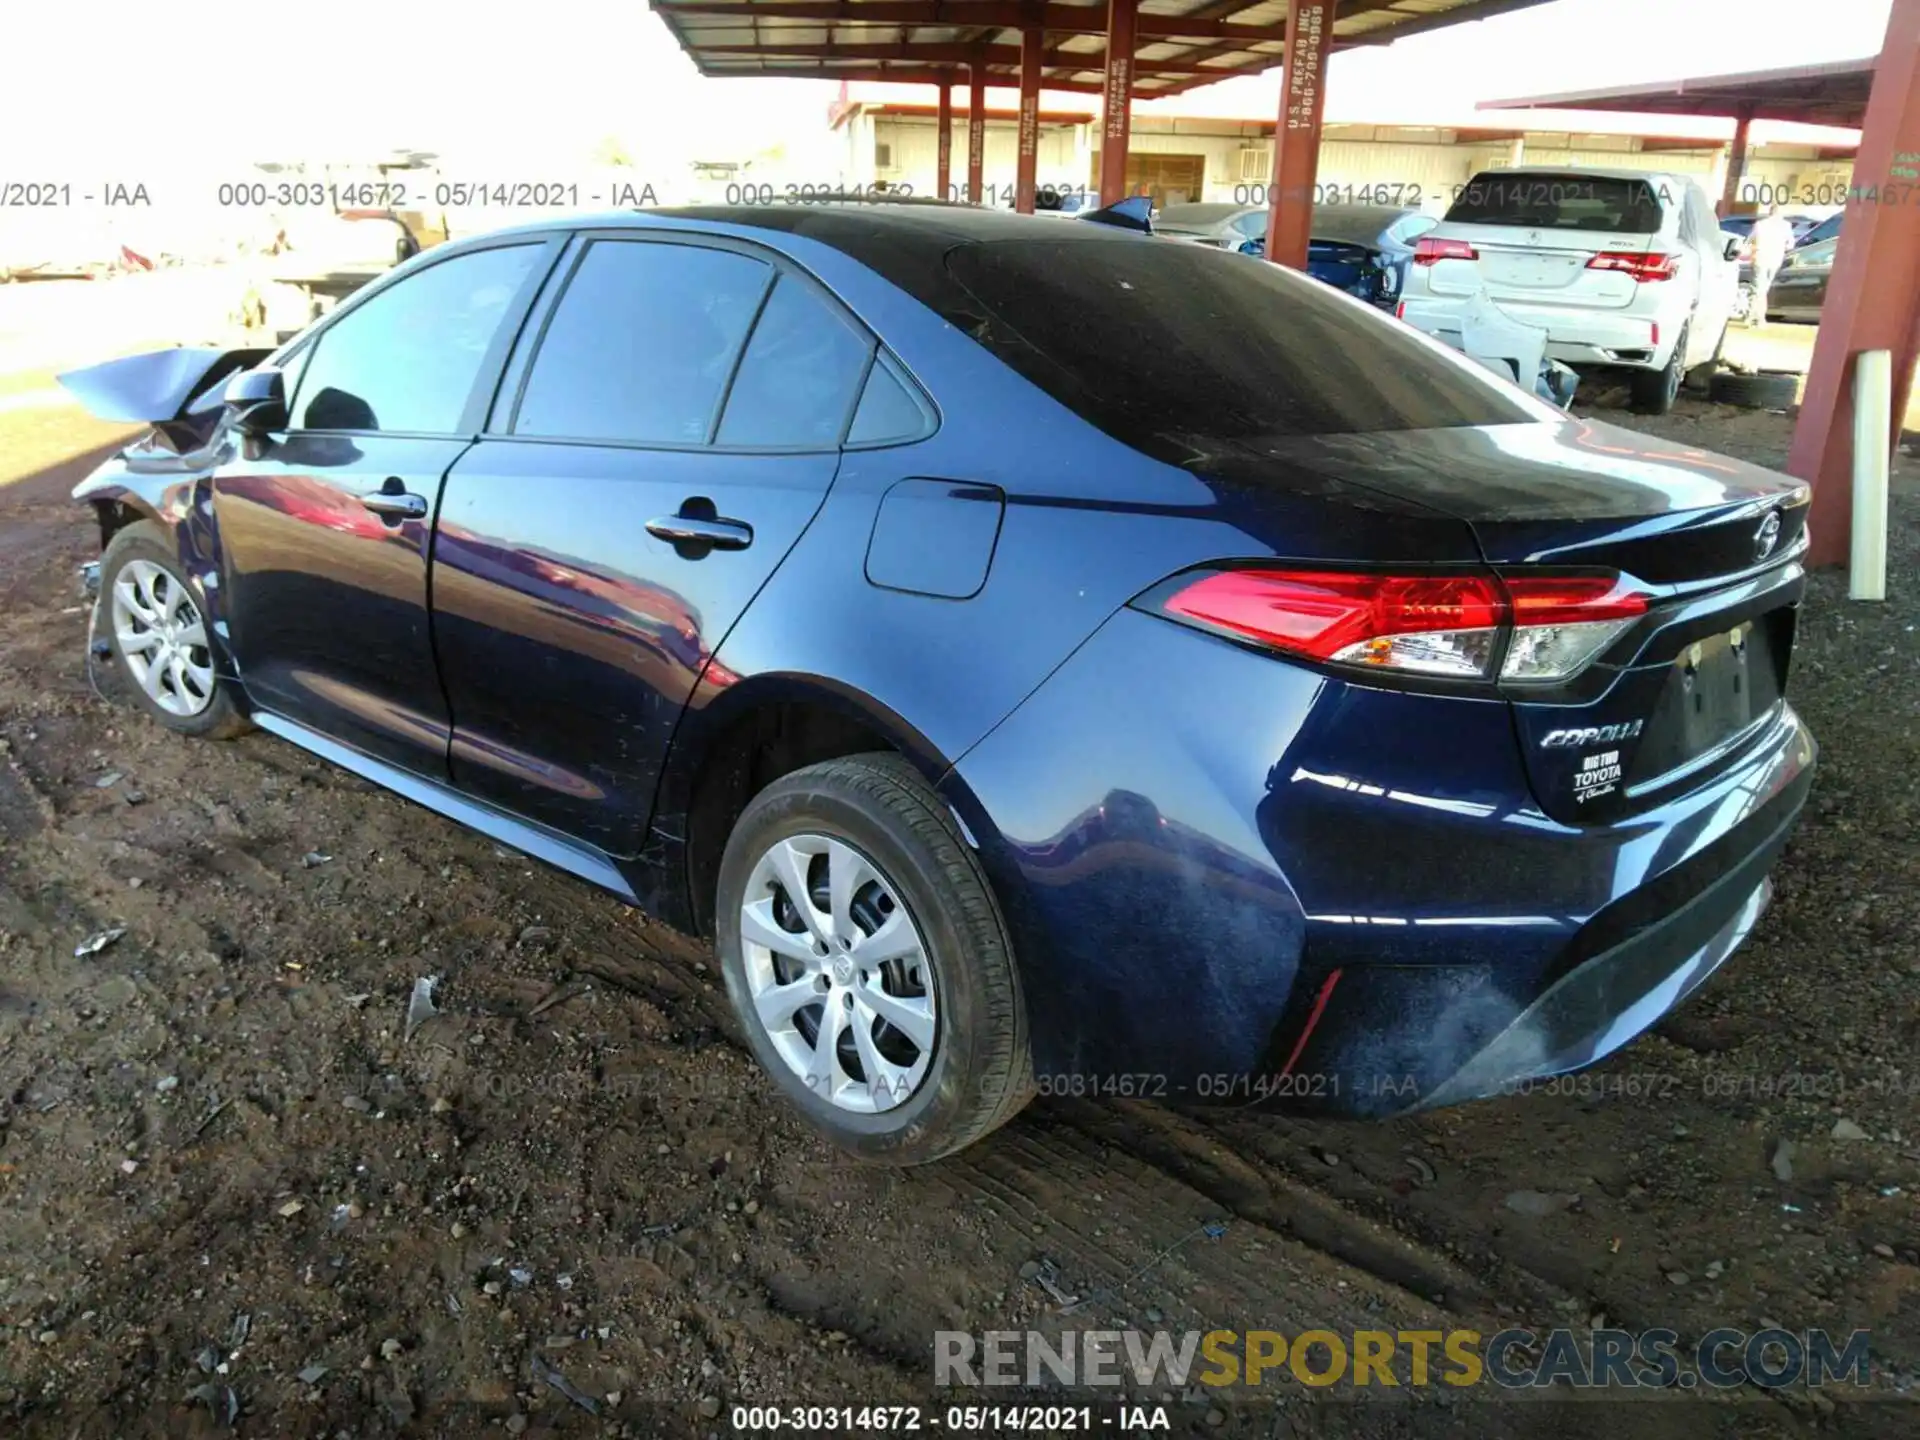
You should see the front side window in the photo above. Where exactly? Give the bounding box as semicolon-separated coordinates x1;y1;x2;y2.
515;240;771;445
292;244;542;433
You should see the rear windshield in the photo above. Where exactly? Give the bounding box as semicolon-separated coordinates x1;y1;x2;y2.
1444;172;1666;234
941;236;1540;452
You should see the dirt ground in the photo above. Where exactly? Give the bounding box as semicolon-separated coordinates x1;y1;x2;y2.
1;366;1918;1437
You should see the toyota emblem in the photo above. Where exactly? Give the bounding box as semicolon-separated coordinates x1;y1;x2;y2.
1754;510;1782;562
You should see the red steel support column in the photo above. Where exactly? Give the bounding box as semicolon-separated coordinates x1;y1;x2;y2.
1098;0;1135;206
967;60;987;204
1790;0;1920;566
1264;0;1333;270
1719;106;1754;217
937;80;954;201
1016;25;1043;213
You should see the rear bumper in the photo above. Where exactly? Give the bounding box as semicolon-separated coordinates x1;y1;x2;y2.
947;607;1816;1116
1399;295;1668;368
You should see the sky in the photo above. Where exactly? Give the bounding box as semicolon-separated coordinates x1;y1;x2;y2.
0;0;1895;174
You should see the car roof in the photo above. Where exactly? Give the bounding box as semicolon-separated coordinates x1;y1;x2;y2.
1310;203;1420;243
1156;202;1254;226
1467;164;1684;186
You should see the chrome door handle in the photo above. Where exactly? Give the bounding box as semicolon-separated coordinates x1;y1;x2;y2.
361;490;428;519
646;515;753;550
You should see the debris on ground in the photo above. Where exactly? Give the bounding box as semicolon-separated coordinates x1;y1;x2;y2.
1771;1139;1797;1181
1504;1191;1580;1218
529;1352;599;1414
73;927;126;957
404;976;442;1042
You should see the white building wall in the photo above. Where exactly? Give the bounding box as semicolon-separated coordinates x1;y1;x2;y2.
873;117;1086;200
862;113;1853;214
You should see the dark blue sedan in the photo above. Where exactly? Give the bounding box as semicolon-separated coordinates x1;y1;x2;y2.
63;202;1814;1162
1155;200;1437;307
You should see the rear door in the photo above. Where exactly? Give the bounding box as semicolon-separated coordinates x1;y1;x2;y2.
429;233;877;853
210;238;556;772
1423;172;1670;308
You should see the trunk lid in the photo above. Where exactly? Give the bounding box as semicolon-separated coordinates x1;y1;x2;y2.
1224;418;1810;821
1425;227;1650;308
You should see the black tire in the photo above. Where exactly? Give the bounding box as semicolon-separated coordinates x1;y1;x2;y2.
98;522;252;740
1630;323;1687;415
715;753;1031;1164
1707;369;1800;410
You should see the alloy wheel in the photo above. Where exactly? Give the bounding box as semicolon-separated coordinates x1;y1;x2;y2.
738;833;937;1113
111;559;215;718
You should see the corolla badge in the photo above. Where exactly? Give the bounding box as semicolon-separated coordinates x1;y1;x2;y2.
1754;510;1782;562
1542;720;1644;749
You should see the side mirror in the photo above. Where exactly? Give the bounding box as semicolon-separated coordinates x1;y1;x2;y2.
223;366;287;434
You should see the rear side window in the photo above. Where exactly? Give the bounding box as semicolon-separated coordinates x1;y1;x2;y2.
292;243;542;433
516;240;770;444
1443;172;1666;234
942;236;1541;448
715;275;872;448
846;357;928;445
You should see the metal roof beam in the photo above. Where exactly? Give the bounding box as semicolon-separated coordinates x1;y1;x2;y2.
700;39;1279;70
654;1;1290;41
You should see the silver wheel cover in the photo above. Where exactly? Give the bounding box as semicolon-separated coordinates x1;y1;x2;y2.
738;833;937;1113
111;558;215;718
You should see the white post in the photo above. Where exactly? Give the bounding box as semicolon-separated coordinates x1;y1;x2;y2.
1850;349;1892;601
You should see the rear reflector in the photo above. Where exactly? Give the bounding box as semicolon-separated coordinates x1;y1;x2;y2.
1586;250;1678;282
1154;569;1649;683
1414;235;1478;266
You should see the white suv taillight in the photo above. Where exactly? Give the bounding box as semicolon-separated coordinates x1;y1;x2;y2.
1153;569;1648;684
1586;251;1678;282
1413;236;1478;266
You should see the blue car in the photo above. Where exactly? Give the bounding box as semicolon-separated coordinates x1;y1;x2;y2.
62;202;1815;1162
1155;200;1437;308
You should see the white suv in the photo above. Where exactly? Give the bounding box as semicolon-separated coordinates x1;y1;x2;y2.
1396;167;1740;414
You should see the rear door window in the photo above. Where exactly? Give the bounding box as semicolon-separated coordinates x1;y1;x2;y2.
515;240;771;445
1443;173;1666;234
715;274;873;448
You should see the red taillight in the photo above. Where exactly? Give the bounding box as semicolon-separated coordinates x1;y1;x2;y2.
1504;575;1649;626
1413;235;1478;266
1586;250;1678;282
1155;569;1649;683
1394;300;1408;320
1160;570;1506;679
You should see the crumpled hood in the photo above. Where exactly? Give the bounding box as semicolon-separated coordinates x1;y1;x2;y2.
57;346;268;424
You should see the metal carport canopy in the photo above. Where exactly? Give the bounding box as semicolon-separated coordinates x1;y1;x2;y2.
650;0;1555;99
1480;57;1878;129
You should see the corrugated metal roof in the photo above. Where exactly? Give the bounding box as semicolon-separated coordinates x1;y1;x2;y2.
649;0;1557;99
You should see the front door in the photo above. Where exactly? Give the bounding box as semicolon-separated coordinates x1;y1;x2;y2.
210;238;555;772
429;235;878;852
